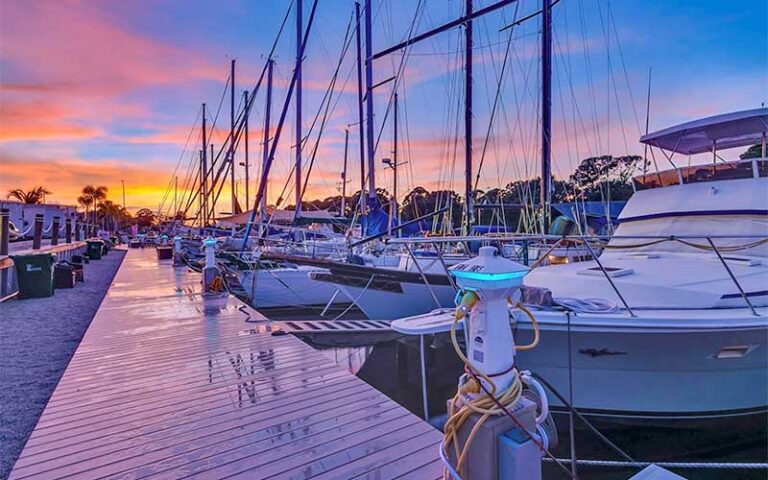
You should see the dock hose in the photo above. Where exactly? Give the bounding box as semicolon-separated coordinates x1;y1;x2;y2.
441;292;547;479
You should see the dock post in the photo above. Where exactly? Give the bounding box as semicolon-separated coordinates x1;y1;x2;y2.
1;208;9;298
65;217;72;244
32;214;44;250
173;235;184;266
51;217;60;246
74;219;81;241
202;237;218;292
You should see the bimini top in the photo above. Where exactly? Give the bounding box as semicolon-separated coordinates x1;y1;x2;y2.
640;108;768;155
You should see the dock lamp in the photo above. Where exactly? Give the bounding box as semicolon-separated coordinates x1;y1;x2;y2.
449;245;530;393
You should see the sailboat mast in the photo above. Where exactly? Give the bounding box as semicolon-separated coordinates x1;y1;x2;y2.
295;0;303;219
262;59;274;227
341;129;349;216
364;0;376;209
210;143;215;220
355;1;366;221
230;59;237;214
540;0;552;233
243;90;250;208
393;92;399;234
201;102;208;226
464;0;474;231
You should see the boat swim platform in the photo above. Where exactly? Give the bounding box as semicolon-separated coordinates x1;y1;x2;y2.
9;248;443;480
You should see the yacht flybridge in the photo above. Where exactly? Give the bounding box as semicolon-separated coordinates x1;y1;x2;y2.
392;108;768;420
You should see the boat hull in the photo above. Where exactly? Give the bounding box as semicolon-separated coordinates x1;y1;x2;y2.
516;310;768;419
239;267;346;309
309;263;456;320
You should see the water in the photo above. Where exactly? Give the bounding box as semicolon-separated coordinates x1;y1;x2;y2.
298;334;767;480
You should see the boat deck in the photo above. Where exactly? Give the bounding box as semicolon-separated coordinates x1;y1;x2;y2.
9;248;443;479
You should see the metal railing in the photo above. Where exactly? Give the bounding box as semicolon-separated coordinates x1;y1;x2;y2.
384;233;767;316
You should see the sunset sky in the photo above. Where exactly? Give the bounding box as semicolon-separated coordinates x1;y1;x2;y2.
1;0;765;214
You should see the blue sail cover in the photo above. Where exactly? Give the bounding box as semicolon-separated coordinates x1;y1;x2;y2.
552;201;626;234
364;205;392;236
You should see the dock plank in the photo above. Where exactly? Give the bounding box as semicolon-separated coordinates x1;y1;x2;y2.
9;248;441;479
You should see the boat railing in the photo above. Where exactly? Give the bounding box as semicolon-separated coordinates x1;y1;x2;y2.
385;233;767;317
632;157;767;191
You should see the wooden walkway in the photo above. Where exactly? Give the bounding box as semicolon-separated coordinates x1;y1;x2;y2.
9;248;442;480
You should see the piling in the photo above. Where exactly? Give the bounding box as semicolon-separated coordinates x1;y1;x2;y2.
50;217;60;246
65;218;72;244
32;214;43;250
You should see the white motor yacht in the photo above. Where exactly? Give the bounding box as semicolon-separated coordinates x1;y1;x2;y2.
393;108;768;420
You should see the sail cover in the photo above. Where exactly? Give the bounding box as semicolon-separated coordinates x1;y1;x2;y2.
640;108;768;155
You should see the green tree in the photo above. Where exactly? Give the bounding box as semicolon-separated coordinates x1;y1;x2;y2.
740;144;764;160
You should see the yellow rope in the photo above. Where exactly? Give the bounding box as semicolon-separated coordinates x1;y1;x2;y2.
443;297;540;479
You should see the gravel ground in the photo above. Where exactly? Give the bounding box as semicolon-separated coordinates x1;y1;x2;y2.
0;249;126;479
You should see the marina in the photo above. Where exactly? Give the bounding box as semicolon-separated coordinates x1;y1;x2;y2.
1;0;767;479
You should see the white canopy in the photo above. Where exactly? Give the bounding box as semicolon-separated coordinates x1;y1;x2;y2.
640;108;768;155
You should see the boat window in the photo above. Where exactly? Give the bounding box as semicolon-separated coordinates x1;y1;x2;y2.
632;169;680;191
681;161;754;184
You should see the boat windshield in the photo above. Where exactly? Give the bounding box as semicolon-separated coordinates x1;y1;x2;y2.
633;159;767;191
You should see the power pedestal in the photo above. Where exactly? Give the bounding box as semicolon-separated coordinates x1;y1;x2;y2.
446;396;541;479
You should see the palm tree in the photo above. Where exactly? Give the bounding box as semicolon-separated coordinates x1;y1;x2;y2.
92;186;108;226
6;186;51;204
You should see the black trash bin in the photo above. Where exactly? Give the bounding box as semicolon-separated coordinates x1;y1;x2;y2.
10;253;55;299
86;240;104;260
70;255;85;282
156;245;174;260
54;262;77;289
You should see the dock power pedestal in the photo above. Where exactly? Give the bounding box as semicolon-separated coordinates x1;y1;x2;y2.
202;237;218;292
442;246;551;479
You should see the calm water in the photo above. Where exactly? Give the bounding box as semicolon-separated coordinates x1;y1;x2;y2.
299;334;767;480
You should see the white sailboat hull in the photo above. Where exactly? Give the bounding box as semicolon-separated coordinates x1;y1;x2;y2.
334;281;455;320
239;267;346;309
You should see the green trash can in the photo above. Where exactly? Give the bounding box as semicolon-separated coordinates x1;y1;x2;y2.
11;253;55;299
86;240;104;260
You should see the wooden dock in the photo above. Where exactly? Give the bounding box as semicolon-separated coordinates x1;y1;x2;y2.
9;248;443;479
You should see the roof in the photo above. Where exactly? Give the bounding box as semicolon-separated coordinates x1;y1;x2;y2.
639;108;768;155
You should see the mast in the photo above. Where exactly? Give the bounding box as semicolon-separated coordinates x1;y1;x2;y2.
295;0;303;219
540;0;552;234
210;143;215;220
201;103;208;226
198;149;204;227
262;59;275;230
230;59;237;214
341;129;349;216
243;90;250;208
393;92;400;234
355;1;367;222
464;0;474;231
174;176;178;220
364;0;376;209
